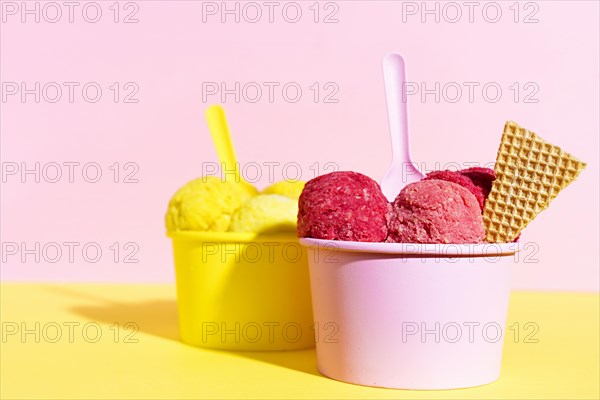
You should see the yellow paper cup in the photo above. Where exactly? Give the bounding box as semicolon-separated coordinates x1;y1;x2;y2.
167;231;314;351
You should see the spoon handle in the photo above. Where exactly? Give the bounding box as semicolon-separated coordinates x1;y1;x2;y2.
206;105;240;181
383;52;411;165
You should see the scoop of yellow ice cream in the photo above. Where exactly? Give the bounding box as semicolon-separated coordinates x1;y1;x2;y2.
262;180;305;200
166;177;258;232
229;194;297;233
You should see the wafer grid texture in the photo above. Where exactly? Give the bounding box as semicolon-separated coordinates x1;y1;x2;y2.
483;121;586;243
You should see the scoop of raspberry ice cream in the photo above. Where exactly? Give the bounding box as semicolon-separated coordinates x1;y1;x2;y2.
297;171;389;242
424;170;484;209
460;167;495;199
423;167;495;210
387;179;485;244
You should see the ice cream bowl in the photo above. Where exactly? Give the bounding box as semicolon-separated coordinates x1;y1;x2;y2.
299;238;519;390
168;231;314;351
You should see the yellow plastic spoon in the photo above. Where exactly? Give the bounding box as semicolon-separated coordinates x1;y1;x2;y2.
205;105;242;183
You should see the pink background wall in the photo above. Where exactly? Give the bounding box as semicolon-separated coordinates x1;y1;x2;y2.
1;1;598;290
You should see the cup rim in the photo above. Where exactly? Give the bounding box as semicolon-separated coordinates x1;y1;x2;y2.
167;230;300;243
299;238;519;256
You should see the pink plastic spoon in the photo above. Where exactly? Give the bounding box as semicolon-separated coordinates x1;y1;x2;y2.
380;52;424;201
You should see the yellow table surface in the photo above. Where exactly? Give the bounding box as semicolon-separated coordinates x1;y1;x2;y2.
1;284;598;399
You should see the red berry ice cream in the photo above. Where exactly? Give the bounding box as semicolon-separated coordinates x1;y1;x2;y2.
297;171;389;242
460;167;495;200
423;167;495;210
298;169;492;244
386;179;485;244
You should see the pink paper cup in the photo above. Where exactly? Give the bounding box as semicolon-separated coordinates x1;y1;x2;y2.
299;238;519;390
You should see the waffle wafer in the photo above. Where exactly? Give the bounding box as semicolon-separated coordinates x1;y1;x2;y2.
483;121;586;242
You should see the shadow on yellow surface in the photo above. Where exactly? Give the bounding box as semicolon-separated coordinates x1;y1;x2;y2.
52;285;322;378
72;298;181;341
229;348;321;378
49;285;180;341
